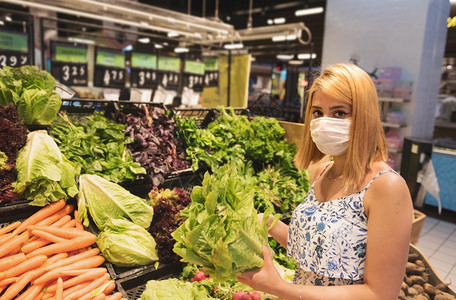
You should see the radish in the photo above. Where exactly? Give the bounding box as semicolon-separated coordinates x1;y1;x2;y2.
194;271;207;281
232;291;250;300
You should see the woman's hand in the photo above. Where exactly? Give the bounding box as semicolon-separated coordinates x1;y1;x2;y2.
236;246;284;295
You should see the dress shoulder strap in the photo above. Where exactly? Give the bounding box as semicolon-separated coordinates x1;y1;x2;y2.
363;169;399;191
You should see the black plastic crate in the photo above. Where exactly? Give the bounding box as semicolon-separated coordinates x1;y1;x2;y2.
60;99;114;116
116;262;183;299
0;200;40;224
171;107;214;128
159;171;203;195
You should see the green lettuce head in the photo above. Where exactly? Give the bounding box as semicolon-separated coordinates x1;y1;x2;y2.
97;218;158;267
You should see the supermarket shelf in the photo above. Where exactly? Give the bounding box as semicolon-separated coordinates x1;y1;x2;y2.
382;122;407;128
434;120;456;129
378;96;410;103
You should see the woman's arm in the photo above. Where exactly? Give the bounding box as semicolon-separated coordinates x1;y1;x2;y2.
241;172;413;300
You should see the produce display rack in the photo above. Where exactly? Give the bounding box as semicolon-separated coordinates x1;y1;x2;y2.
170;107;213;128
116;262;183;299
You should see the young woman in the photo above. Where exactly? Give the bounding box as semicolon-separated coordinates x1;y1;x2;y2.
237;63;413;300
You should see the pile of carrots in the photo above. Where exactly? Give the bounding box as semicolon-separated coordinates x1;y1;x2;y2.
0;199;127;300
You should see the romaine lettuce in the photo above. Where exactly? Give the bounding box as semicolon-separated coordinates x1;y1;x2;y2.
12;131;79;206
172;163;279;282
96;218;158;267
77;174;153;229
140;278;212;300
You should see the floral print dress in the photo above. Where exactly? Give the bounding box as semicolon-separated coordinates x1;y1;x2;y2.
287;163;396;286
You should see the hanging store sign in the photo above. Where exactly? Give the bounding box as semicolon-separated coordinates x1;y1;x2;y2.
183;60;205;92
0;31;31;67
204;57;219;87
130;52;158;89
94;47;126;88
51;42;88;86
157;56;181;90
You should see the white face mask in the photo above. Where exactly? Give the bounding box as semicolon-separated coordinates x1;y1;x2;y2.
310;117;351;156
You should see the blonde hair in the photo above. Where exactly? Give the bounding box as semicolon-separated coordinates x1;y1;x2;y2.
295;63;388;189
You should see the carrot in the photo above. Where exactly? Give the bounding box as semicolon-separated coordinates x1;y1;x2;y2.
93;293;106;300
102;280;116;295
0;233;14;245
0;221;20;236
56;277;64;300
28;214;72;243
72;279;113;300
32;229;68;243
60;282;90;298
0;231;29;258
21;238;52;254
43;252;69;267
0;277;18;286
59;267;106;277
44;248;100;271
74;210;84;230
26;233;96;258
106;292;123;300
0;252;26;272
0;268;40;300
12;199;66;235
29;225;91;239
46;268;107;293
36;204;74;226
0;255;47;279
15;283;44;300
62;219;76;228
63;272;110;300
34;255;105;285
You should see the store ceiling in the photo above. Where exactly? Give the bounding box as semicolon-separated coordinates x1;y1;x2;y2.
143;0;326;67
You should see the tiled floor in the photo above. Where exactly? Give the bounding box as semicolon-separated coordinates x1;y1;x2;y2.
414;215;456;291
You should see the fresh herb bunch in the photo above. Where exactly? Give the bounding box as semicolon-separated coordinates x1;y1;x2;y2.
50;113;146;183
148;187;191;263
117;105;190;186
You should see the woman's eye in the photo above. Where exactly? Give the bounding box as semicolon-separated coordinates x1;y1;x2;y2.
312;110;323;118
334;111;348;118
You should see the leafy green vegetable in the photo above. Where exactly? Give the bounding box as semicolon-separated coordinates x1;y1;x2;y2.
0;66;61;125
172;163;279;282
50;113;146;183
96;218;158;267
140;278;212;300
77;174;153;229
12;131;79;206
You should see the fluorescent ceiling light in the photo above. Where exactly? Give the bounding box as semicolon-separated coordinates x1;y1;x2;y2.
295;7;324;16
175;47;189;53
224;43;243;49
0;21;4;26
272;34;296;42
5;16;12;22
138;37;150;44
272;35;286;42
154;43;164;49
267;19;274;25
1;0;203;39
288;59;303;65
67;37;95;44
167;32;179;38
297;53;317;59
276;54;294;60
122;44;133;52
274;18;286;24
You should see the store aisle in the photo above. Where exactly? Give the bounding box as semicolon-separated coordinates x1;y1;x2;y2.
415;215;456;292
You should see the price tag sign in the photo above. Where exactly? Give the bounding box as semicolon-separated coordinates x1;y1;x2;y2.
94;47;125;88
51;42;88;86
130;52;158;89
183;60;205;92
204;58;219;87
0;31;31;67
157;56;181;90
